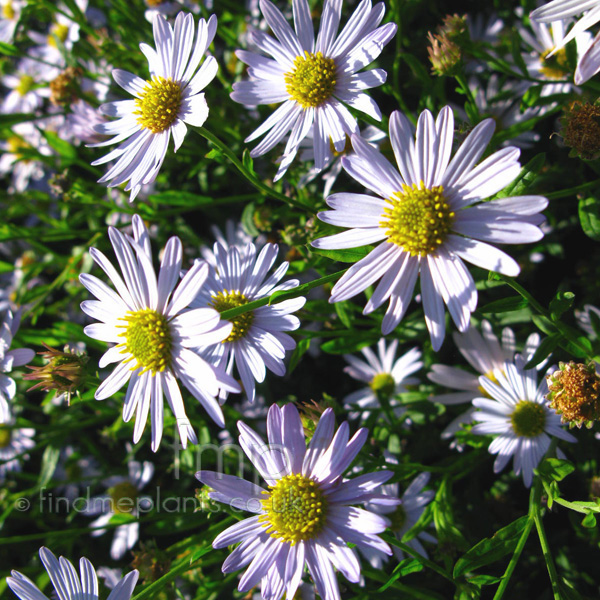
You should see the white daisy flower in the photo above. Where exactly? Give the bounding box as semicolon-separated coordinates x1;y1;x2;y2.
311;105;549;351
429;322;544;442
343;338;422;421
191;242;306;404
0;415;35;482
362;453;436;566
472;357;577;487
80;215;240;452
197;403;396;600
518;14;592;94
62;100;107;145
90;12;218;201
83;459;154;561
7;547;139;600
0;122;52;193
0;0;25;43
0;308;35;417
298;125;386;197
530;0;600;83
1;58;53;114
231;0;397;181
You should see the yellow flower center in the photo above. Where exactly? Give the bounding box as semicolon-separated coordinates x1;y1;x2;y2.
7;135;29;159
370;372;396;398
381;182;455;256
510;400;546;437
16;75;35;96
478;370;500;397
329;135;353;157
388;503;406;532
118;308;172;375
209;290;254;342
540;47;569;81
48;23;69;48
0;426;12;448
260;474;328;544
285;51;337;109
134;76;183;134
3;2;15;19
108;481;138;514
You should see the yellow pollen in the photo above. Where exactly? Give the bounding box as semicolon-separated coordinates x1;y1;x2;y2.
370;372;396;398
48;23;69;48
108;481;138;514
260;474;328;544
3;3;15;19
381;182;455;256
117;308;172;376
7;135;29;159
540;47;569;80
16;75;35;96
209;290;254;343
134;76;183;134
510;400;546;438
0;426;12;448
285;51;337;109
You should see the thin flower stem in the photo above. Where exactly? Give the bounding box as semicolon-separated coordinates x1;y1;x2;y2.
455;73;478;117
534;511;562;600
545;178;600;200
219;269;346;320
195;127;313;212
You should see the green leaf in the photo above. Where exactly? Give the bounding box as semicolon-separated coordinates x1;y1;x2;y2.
288;337;310;374
241;202;259;237
311;245;373;263
37;445;61;488
468;574;502;586
321;336;375;354
242;148;255;175
550;290;575;321
149;191;214;207
582;512;597;528
42;131;76;160
535;458;575;483
0;113;36;128
499;153;545;197
478;296;529;314
532;314;557;336
578;196;600;241
378;557;424;591
0;41;19;56
453;516;529;578
334;300;352;328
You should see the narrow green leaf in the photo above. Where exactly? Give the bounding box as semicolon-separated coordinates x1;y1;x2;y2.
0;41;19;56
37;445;61;488
334;300;352;328
0;112;36;127
453;515;529;578
535;458;575;483
478;296;529;314
378;557;424;591
524;333;560;369
311;245;373;263
550;290;575;321
582;512;597;528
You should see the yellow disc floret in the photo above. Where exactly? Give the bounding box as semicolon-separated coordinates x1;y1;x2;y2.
134;76;183;134
109;481;139;514
3;2;15;19
285;51;337;109
510;400;546;438
0;426;12;448
381;182;455;256
48;23;69;48
540;47;569;81
370;372;396;398
260;474;328;544
118;308;172;375
210;290;254;342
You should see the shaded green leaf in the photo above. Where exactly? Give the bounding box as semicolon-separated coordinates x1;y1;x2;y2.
311;245;373;263
579;196;600;241
478;296;528;314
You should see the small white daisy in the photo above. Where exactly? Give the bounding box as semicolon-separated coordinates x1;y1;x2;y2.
0;0;25;43
362;453;436;566
80;215;240;452
519;14;591;94
311;105;549;350
0;308;35;417
91;12;218;201
199;220;264;268
191;242;306;404
343;338;422;421
472;357;576;487
7;547;139;600
83;458;154;561
530;0;600;83
62;100;107;145
231;0;397;180
1;58;53;114
197;403;396;600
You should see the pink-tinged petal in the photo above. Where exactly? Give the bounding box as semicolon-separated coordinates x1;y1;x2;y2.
303;407;335;477
326;470;394;504
238;536;286;593
95;361;133;400
166;260;209;318
446;234;520;277
420;258;446;351
305;542;340;600
212;516;265;548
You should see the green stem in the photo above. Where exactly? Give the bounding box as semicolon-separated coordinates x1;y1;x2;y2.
455;73;478;117
545;178;600;200
195;127;313;212
219;269;346;320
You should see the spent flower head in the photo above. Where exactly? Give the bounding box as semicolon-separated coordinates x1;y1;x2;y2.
546;361;600;428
